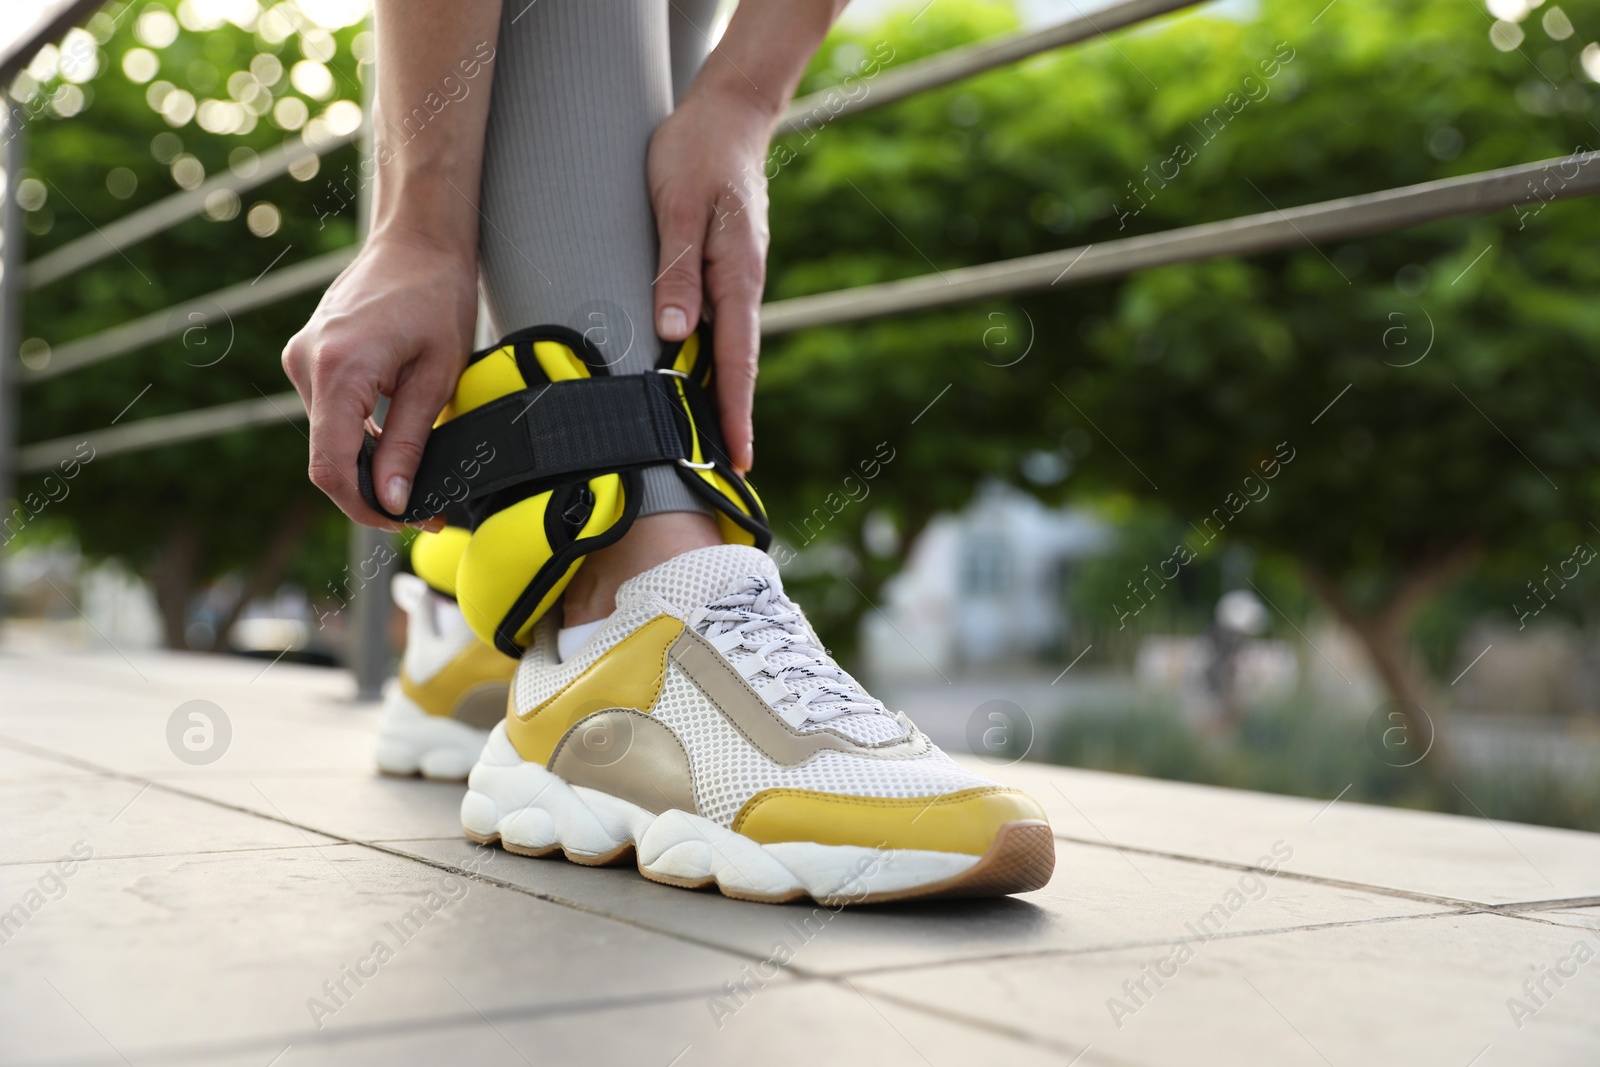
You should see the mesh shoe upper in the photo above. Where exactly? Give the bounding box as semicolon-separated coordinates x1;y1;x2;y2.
508;544;998;829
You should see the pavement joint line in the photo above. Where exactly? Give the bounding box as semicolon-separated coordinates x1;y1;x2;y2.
1477;894;1600;912
1046;830;1536;912
825;910;1464;984
4;730;1598;919
0;842;349;867
835;977;1093;1062
7;814;1597;1064
4;742;908;1044
0;734;833;978
1049;782;1158;890
7;731;1600;1032
1473;908;1600;933
0;732;1458;1025
7;986;787;1067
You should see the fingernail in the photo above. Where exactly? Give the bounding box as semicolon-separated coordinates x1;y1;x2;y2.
384;475;409;512
658;306;688;338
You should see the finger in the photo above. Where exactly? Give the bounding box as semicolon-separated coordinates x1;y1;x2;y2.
653;197;708;342
281;330;311;394
305;356;392;527
705;234;763;474
372;352;460;516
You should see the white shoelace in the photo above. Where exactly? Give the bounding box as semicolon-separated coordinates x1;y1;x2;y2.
692;576;900;732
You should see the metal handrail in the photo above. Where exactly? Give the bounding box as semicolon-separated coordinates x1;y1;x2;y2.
25;126;363;290
16;389;303;472
34;149;1600;474
761;153;1600;334
11;0;1215;385
16;0;1199;294
8;0;1600;698
0;0;104;86
776;0;1198;136
34;150;1597;391
24;247;356;381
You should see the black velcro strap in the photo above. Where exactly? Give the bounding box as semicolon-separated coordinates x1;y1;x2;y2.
359;374;687;524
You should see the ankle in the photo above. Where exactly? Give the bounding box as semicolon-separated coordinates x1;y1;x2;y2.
560;512;723;624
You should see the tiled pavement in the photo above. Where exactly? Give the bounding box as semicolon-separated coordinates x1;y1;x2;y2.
2;645;1597;1066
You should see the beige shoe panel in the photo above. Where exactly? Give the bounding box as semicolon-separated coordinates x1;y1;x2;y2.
667;628;930;766
549;710;697;816
453;682;511;730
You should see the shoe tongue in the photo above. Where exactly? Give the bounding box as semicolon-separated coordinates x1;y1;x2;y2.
616;545;906;745
615;544;782;614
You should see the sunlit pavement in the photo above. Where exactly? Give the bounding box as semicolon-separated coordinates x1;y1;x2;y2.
2;643;1598;1067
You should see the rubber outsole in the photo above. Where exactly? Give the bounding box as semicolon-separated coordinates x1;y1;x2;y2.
462;819;1054;905
459;725;1055;906
374;689;489;782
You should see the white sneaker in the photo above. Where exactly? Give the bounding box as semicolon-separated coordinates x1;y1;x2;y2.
460;545;1054;904
374;573;514;781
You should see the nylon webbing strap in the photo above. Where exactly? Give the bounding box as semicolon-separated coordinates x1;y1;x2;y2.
358;373;689;524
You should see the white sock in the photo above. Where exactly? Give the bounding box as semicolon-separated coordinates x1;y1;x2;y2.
557;617;609;662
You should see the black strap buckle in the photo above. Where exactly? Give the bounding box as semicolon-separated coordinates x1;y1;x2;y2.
358;371;704;525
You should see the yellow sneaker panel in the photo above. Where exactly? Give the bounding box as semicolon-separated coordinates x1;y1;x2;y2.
730;786;1049;855
400;638;516;727
505;615;684;765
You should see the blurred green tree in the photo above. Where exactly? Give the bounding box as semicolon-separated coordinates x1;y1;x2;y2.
760;0;1600;722
14;0;370;647
13;0;1600;708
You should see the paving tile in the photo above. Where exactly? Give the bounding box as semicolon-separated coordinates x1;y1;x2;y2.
0;744;97;783
0;648;376;779
170;774;468;842
0;778;339;865
390;833;1450;976
7;646;1600;1066
853;912;1600;1067
3;977;1064;1067
0;843;753;1065
983;756;1600;906
2;646;353;710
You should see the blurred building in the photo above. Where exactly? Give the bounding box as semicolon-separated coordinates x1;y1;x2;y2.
862;481;1111;678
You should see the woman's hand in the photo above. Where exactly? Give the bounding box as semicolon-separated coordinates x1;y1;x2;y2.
281;229;477;526
283;1;499;528
647;83;775;475
646;0;849;475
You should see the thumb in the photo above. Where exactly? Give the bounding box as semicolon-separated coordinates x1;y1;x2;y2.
653;199;707;342
372;358;457;516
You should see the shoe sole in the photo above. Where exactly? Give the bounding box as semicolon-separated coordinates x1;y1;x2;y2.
374;691;489;782
460;725;1054;905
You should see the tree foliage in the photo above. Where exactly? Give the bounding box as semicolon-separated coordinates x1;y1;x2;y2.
12;0;1600;695
759;0;1600;707
15;1;367;645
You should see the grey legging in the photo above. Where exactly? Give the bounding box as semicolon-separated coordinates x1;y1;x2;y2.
477;0;726;517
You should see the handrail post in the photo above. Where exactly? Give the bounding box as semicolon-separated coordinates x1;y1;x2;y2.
348;35;392;702
347;522;396;701
0;104;26;627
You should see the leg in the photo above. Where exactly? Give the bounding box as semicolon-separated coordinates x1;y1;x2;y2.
477;0;724;624
458;3;1053;905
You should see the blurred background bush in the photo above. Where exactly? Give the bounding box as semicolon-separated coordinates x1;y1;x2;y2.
6;0;1600;829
